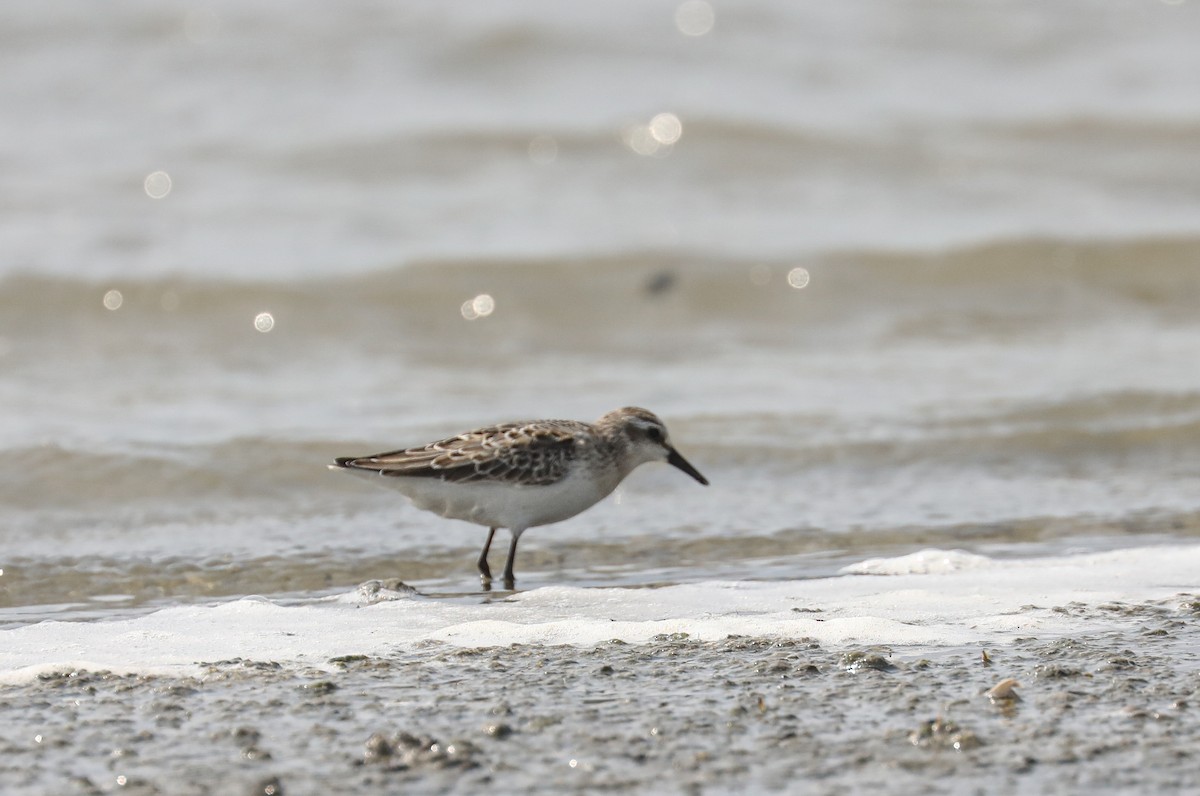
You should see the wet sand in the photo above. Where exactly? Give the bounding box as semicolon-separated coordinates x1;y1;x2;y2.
3;594;1197;795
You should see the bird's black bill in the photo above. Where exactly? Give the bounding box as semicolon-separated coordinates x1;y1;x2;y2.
667;448;709;486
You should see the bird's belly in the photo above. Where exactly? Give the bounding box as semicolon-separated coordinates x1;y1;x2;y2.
380;473;614;530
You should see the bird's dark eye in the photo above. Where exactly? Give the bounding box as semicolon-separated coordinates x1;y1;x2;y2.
646;427;663;443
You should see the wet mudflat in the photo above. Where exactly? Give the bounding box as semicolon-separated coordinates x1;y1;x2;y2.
3;596;1197;795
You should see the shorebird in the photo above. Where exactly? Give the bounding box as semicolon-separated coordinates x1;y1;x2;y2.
329;407;708;589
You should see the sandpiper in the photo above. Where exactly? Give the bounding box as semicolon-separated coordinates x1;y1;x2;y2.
329;407;708;589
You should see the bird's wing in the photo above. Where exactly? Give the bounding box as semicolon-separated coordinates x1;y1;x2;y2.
334;421;580;485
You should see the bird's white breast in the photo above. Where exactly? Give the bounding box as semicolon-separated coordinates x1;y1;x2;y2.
349;466;622;531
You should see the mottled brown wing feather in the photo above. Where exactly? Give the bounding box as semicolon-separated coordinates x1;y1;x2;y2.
339;422;579;485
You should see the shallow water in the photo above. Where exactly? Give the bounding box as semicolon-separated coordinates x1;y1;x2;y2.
5;241;1200;616
3;1;1200;792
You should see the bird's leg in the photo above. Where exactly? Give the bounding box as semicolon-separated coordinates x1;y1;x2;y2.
478;527;496;586
502;529;523;590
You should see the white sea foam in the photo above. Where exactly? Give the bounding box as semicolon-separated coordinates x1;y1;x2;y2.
2;544;1196;685
840;548;995;575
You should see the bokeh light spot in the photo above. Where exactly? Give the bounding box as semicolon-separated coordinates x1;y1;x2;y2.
473;294;495;317
787;267;811;289
675;0;715;36
462;294;495;320
624;113;683;157
254;312;275;333
144;171;172;199
103;289;124;310
649;113;682;145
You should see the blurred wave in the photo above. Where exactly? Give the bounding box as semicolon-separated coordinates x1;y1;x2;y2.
4;235;1198;357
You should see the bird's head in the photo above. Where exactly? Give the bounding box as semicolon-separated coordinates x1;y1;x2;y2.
601;407;709;486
